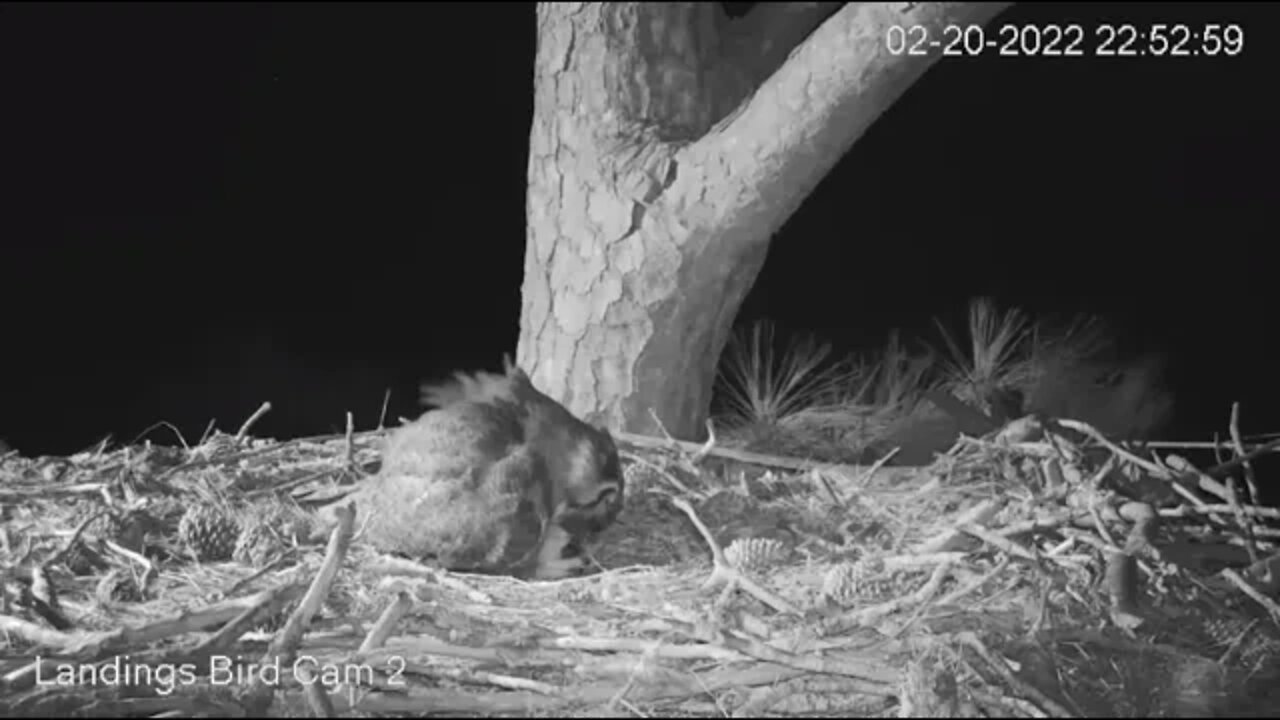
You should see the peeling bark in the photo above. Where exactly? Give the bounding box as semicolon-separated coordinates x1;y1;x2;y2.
519;2;1013;440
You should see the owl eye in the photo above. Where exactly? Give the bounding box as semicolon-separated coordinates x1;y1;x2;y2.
556;480;622;536
575;481;619;510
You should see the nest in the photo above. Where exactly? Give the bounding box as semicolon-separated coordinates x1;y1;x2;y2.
2;412;1280;718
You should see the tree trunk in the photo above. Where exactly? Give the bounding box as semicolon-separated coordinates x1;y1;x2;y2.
519;2;1011;440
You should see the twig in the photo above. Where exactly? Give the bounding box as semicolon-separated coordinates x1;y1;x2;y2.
711;626;900;686
364;557;495;604
956;632;1072;718
1220;568;1280;625
263;502;356;669
690;418;717;463
221;554;300;600
197;417;217;446
356;591;412;655
345;411;356;469
235;402;272;441
1242;551;1280;595
1105;548;1143;630
1145;439;1280;452
193;582;306;655
422;665;563;695
356;637;547;667
17;564;70;631
1055;419;1166;478
967;684;1053;718
854;447;900;490
158;431;373;483
0;614;74;649
645;410;716;476
621;453;703;499
86;435;112;459
2;584;313;694
669;496;800;615
615;430;871;476
936;558;1009;608
101;538;159;598
958;523;1038;562
297;663;337;718
886;560;957;639
245;467;343;501
544;635;742;661
47;510;108;568
129;421;192;451
1217;618;1260;666
1227;402;1261;565
0;482;109;502
1162;451;1235;497
646;408;681;449
822;560;954;635
812;468;847;509
378;388;392;430
1158;455;1233;524
1205;436;1280;477
911;500;1002;555
1159;504;1280;520
320;662;813;716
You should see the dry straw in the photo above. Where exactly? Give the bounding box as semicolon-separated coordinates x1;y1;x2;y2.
1;317;1278;717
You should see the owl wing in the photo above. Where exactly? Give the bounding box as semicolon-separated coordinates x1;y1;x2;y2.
354;441;553;575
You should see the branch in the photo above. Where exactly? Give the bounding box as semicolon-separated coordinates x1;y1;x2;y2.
682;2;1015;248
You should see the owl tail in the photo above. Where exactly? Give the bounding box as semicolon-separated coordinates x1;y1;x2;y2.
419;354;532;409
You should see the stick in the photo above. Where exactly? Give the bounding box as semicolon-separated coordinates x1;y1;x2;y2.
1159;504;1280;520
957;632;1072;718
1228;402;1264;514
263;502;356;668
192;583;306;655
690;419;718;463
1;583;311;691
47;510;108;568
235;401;272;441
128;421;192;451
1205;436;1280;477
669;497;800;616
615;430;878;476
345;411;356;468
0;614;74;649
198;417;217;445
356;591;412;655
1220;568;1280;625
911;500;1002;555
298;663;338;718
1144;439;1280;452
378;388;392;430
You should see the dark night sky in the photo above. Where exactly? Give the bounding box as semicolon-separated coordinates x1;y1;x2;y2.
2;2;1278;459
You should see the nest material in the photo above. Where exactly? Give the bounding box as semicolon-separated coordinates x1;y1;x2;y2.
1;419;1279;718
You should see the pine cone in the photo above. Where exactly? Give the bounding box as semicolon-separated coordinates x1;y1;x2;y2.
823;558;894;606
178;504;240;562
234;502;311;567
822;561;869;606
234;524;279;568
622;462;659;491
723;537;788;574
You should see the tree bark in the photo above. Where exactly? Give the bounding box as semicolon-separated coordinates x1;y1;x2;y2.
519;2;1012;440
